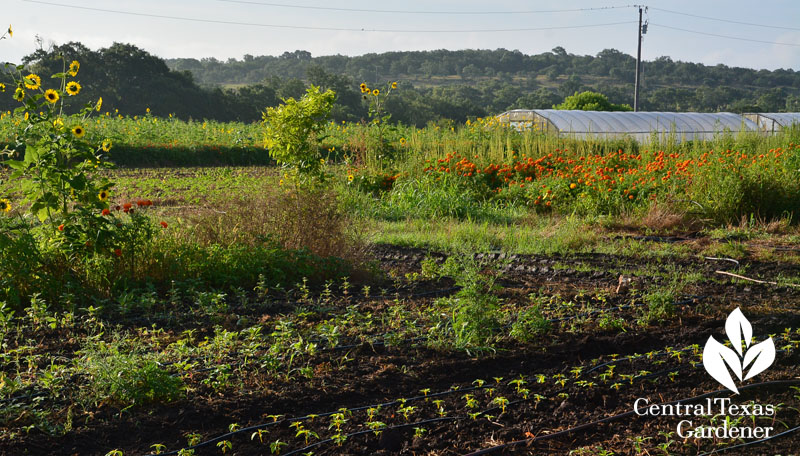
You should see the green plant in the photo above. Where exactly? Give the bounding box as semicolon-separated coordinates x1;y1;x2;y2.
510;305;551;341
429;256;502;353
263;85;335;185
77;336;183;409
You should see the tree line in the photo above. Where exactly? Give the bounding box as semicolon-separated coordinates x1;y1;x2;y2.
2;42;798;126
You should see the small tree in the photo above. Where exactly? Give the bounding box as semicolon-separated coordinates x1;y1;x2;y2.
554;91;632;111
263;85;335;185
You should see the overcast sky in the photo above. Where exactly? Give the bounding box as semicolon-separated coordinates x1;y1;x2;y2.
4;0;800;70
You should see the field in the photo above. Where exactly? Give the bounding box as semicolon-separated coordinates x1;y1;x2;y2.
3;81;800;456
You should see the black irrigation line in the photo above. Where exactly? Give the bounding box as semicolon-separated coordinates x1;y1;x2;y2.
461;379;800;456
280;417;459;456
148;386;488;455
0;294;717;407
696;422;800;456
143;332;791;456
330;294;708;352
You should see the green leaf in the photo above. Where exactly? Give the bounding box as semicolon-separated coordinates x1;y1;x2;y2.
4;159;25;170
50;72;67;78
69;175;87;191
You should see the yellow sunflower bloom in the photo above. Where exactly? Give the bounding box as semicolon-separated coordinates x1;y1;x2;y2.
348;174;354;182
391;82;397;89
95;97;102;111
98;190;109;201
101;140;112;152
68;61;80;77
359;83;368;93
0;198;11;213
0;83;5;92
23;74;41;90
372;89;379;96
72;125;85;138
65;81;81;96
44;89;59;104
7;25;11;38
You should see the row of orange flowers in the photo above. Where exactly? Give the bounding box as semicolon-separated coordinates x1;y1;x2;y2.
422;145;796;208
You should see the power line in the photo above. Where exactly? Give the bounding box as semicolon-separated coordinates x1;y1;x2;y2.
649;23;800;47
214;0;638;15
650;7;800;32
20;1;636;33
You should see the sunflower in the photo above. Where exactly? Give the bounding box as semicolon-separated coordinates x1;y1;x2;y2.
359;83;368;93
13;88;24;101
7;25;12;38
399;137;406;145
23;74;41;90
44;89;59;104
65;81;81;96
68;60;80;77
372;89;379;96
95;97;102;112
347;174;354;182
391;82;397;89
101;139;112;152
0;83;5;92
72;125;85;138
98;190;109;201
0;198;11;213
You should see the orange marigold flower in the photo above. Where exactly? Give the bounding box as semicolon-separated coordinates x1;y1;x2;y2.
160;221;168;228
101;209;110;216
114;248;122;257
58;224;64;231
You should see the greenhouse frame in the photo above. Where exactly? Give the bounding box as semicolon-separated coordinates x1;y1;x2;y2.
495;109;787;142
745;113;800;134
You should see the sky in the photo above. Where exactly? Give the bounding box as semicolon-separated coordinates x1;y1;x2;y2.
3;0;800;71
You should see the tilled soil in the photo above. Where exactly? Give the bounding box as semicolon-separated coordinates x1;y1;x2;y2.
6;241;800;455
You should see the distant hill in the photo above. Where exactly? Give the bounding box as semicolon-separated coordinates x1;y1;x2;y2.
166;47;800;114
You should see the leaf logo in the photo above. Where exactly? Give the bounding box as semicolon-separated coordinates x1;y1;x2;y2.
703;308;775;394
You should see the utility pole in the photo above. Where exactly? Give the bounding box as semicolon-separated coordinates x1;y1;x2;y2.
634;6;647;112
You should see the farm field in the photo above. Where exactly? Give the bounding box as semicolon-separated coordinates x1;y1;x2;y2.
3;75;800;456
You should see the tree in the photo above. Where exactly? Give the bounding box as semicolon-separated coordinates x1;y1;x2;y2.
554;91;632;111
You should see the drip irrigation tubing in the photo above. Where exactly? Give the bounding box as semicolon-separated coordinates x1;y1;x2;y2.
461;379;800;455
0;294;744;408
696;422;800;456
142;333;793;455
148;386;486;455
280;417;458;456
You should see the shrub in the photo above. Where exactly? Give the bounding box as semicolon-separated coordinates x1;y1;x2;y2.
430;256;502;354
77;337;183;409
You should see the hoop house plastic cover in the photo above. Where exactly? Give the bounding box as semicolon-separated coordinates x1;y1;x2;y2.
497;109;759;142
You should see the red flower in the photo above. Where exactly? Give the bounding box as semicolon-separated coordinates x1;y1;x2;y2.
160;221;168;228
123;203;132;210
136;200;145;207
58;224;64;231
101;209;110;216
114;248;122;257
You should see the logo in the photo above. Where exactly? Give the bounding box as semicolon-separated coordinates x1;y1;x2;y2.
703;307;775;394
